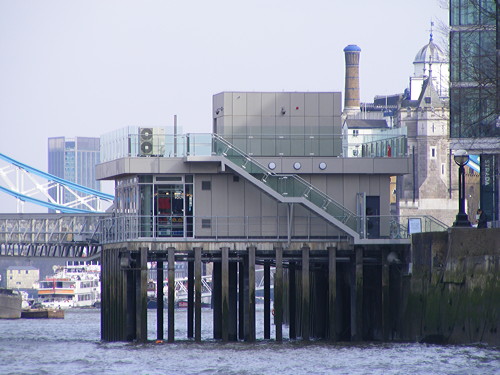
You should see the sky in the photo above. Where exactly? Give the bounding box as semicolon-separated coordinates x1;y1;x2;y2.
0;0;448;213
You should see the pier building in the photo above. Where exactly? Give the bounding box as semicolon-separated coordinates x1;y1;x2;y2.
95;87;450;342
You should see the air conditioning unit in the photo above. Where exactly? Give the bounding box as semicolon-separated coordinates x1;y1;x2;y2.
140;128;153;156
139;127;166;156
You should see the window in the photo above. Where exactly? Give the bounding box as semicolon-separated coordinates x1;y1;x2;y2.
201;181;211;190
352;129;359;137
156;176;182;182
202;219;211;229
431;147;436;158
441;163;445;175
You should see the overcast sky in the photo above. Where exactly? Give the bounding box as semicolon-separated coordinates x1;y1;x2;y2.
0;0;448;213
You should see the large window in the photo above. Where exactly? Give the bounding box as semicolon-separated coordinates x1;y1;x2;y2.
135;175;194;238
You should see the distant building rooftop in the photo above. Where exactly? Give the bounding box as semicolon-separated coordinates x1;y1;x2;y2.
344;119;389;129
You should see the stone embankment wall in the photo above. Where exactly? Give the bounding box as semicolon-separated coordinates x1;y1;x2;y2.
402;228;500;345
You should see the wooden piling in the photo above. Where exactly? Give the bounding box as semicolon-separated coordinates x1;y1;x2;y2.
228;261;238;341
301;246;310;341
328;246;337;341
247;246;256;342
136;247;148;342
213;260;222;339
187;257;194;338
275;246;283;342
157;260;164;341
221;246;229;341
125;257;136;341
238;257;246;341
382;248;390;341
288;261;296;340
351;246;363;341
194;247;202;342
264;260;271;339
167;247;175;342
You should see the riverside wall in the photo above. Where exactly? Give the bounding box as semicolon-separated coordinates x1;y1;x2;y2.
401;228;500;345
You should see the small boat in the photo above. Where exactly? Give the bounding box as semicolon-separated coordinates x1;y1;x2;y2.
0;288;22;319
37;261;101;309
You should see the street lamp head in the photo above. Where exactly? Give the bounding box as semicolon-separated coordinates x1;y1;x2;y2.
454;149;469;166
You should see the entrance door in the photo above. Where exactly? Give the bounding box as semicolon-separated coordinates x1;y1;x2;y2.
366;196;380;239
155;184;184;237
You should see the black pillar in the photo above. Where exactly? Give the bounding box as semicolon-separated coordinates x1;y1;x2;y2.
194;247;202;342
212;260;222;340
156;260;164;341
275;246;283;342
264;260;271;339
167;247;175;342
221;247;229;341
187;256;194;338
328;246;337;341
136;247;148;342
238;256;246;340
301;246;310;341
228;261;238;341
247;246;256;342
288;261;296;340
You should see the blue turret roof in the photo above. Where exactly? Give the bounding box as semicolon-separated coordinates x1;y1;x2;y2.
344;44;361;52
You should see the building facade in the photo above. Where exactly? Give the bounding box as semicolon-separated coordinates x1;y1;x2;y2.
48;136;101;210
5;266;39;289
449;0;499;223
98;92;418;245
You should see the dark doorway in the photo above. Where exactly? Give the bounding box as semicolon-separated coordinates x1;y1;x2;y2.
366;196;380;239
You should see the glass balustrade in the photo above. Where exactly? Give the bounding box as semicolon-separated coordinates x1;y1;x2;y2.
211;134;359;232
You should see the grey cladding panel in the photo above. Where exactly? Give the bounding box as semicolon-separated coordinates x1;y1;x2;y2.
304;93;320;116
233;93;247;115
247;93;262;116
262;93;276;116
319;93;335;116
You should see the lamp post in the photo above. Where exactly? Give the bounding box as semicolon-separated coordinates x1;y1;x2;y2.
453;149;471;227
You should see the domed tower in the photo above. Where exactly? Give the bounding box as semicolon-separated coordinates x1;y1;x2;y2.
410;32;449;100
343;44;361;116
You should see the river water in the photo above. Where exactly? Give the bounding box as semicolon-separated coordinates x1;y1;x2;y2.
1;308;499;375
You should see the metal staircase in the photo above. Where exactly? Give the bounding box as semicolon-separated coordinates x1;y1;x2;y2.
210;134;361;240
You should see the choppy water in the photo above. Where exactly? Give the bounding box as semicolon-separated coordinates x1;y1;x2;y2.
0;308;499;375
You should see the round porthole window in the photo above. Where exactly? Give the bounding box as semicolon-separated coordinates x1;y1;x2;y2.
319;162;327;170
268;162;276;170
293;162;301;170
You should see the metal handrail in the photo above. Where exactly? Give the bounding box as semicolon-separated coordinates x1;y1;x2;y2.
211;134;359;232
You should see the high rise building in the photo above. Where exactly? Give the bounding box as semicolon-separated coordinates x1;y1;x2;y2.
48;137;101;209
449;0;499;223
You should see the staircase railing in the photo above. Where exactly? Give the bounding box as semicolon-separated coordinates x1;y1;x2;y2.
210;134;359;233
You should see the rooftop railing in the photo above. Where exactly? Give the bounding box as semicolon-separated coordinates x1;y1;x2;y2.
100;128;408;162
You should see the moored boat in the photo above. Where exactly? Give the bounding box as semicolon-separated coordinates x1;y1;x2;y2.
0;288;22;319
37;261;101;309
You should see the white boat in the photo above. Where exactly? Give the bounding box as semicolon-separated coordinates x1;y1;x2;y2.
0;288;22;319
37;261;101;309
